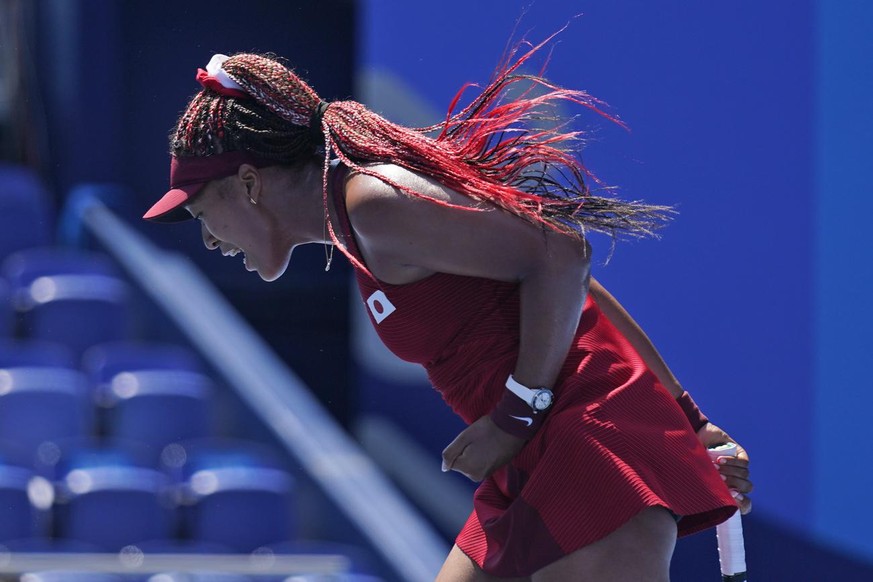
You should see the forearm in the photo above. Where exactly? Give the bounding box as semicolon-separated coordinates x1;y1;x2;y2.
512;235;590;390
588;276;683;398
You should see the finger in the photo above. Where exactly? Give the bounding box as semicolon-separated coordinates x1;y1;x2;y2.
731;490;752;515
716;457;749;477
734;492;752;515
715;455;749;467
717;462;750;479
724;476;754;495
442;433;470;472
717;464;750;483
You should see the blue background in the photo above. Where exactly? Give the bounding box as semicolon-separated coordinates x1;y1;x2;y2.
359;0;871;564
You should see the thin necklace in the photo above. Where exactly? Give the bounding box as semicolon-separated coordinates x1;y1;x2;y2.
323;213;334;272
324;241;334;271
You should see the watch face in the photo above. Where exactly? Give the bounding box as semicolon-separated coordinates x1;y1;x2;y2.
532;389;553;411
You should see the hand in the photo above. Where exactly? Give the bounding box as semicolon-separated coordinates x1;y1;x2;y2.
441;415;526;482
697;422;753;515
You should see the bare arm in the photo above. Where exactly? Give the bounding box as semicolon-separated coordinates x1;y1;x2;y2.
588;276;683;398
345;166;590;481
346;165;590;393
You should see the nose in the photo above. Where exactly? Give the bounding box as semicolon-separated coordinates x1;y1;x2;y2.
201;222;220;250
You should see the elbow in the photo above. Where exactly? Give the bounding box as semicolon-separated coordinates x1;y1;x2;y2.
542;231;591;283
560;232;591;273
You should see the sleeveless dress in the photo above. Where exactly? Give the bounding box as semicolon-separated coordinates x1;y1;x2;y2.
330;164;737;577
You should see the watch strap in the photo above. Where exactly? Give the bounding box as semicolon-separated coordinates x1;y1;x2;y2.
505;374;536;406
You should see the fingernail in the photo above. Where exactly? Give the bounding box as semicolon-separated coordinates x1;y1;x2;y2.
441;461;448;472
717;457;728;465
731;491;744;501
720;474;727;481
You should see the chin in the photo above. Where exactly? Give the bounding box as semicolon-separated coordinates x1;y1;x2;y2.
255;257;292;283
257;269;284;282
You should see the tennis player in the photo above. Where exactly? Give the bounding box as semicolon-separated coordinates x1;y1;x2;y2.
144;35;752;581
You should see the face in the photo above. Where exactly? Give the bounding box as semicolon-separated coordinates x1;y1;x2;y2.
185;171;293;282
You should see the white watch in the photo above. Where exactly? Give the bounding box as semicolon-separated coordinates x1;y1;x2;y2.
505;375;554;412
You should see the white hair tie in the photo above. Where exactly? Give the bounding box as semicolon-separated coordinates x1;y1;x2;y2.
196;54;249;99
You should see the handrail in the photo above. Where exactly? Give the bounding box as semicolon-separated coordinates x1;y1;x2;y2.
0;551;351;576
78;199;447;582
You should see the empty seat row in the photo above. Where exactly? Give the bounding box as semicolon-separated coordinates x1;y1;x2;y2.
0;336;296;553
0;247;134;358
0;362;215;463
0;437;297;553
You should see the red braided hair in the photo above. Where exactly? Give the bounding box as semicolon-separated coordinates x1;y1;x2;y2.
170;31;671;266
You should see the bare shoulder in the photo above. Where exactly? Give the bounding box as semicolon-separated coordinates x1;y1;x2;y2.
337;162;585;285
344;163;482;232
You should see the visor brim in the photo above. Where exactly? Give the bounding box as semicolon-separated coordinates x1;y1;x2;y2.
142;186;201;223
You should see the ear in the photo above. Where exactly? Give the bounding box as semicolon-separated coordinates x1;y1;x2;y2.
238;163;262;204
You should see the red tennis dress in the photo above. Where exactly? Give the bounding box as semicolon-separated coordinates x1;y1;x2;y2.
331;164;737;577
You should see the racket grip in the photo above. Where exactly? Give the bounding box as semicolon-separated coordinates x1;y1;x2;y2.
707;443;747;581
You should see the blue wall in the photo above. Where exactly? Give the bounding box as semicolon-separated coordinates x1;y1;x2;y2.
359;0;872;568
815;0;873;561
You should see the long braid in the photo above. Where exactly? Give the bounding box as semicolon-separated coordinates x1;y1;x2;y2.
170;34;672;265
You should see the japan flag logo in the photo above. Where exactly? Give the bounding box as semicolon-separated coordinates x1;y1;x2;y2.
366;290;396;324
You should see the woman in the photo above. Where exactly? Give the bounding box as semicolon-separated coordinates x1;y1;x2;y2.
144;36;752;581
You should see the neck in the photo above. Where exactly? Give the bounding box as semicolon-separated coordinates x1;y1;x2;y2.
271;161;337;245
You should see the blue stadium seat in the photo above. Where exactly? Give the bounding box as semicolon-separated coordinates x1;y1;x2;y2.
0;278;11;337
20;573;127;582
82;342;204;386
1;248;120;290
1;248;132;358
49;439;155;478
104;370;215;460
0;164;54;263
0;537;102;552
0;339;78;369
0;464;52;542
168;440;296;553
188;472;295;552
0;367;93;457
0;439;40;469
161;438;288;482
54;447;176;551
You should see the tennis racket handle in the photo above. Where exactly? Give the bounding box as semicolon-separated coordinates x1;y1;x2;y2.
708;443;747;581
716;512;746;580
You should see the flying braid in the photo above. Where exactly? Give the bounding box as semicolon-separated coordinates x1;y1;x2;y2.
170;31;672;266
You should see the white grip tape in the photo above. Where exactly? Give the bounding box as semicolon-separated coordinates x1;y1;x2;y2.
717;513;746;576
707;442;747;577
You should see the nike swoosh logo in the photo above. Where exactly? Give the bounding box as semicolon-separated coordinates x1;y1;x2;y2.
509;415;533;427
